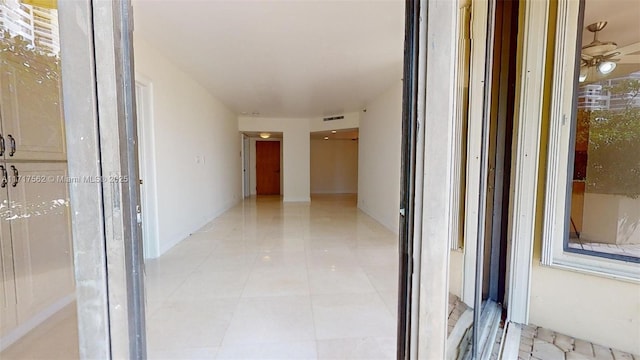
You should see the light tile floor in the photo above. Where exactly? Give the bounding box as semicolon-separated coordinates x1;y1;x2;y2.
144;194;399;359
1;195;408;359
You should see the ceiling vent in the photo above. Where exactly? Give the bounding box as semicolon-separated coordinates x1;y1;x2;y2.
323;115;344;121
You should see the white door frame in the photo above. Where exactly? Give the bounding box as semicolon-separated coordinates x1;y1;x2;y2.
460;0;549;325
505;0;550;324
135;74;160;259
242;134;250;198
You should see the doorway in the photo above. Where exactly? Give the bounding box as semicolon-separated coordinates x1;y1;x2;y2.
135;77;160;259
481;0;518;307
470;0;520;357
256;140;281;196
242;134;251;198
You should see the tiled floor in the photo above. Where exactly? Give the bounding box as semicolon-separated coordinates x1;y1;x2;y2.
447;294;470;336
1;195;400;359
144;194;399;359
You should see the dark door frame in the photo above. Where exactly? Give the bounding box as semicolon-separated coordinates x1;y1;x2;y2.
397;0;420;358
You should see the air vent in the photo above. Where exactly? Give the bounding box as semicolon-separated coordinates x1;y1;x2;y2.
323;115;344;121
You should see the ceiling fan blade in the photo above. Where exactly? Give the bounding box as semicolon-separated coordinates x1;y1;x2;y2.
616;55;640;64
581;53;593;60
609;42;640;57
602;52;621;60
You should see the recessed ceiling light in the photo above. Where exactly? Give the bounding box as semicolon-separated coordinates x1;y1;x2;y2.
260;133;271;139
241;111;248;115
331;130;337;134
323;136;329;140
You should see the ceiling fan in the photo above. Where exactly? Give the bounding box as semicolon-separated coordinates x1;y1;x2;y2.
579;22;620;82
579;21;640;83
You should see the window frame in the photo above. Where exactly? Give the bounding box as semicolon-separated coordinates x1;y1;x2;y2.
541;0;640;282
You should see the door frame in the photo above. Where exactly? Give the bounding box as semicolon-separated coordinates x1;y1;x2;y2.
398;0;469;358
242;134;250;198
255;139;281;196
135;74;160;259
461;0;545;325
58;0;146;358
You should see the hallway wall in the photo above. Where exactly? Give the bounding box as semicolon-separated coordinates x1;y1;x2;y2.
358;80;403;233
310;139;358;194
133;37;242;258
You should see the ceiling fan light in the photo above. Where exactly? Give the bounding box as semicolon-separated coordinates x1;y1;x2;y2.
598;61;616;74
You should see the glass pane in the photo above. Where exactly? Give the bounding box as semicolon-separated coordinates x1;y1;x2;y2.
0;0;80;358
567;0;640;261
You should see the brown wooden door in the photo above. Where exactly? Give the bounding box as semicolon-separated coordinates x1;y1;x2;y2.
256;141;280;195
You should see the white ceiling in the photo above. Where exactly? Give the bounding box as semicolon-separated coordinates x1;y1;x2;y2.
583;0;640;49
582;0;640;78
132;0;405;118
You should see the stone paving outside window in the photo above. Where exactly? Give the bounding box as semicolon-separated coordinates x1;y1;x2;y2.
518;325;638;360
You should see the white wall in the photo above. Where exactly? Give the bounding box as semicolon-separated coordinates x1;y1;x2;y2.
248;138;283;195
310;139;358;194
529;260;640;354
239;117;310;202
357;80;403;233
133;37;241;258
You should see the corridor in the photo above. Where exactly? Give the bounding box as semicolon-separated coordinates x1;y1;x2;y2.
144;195;399;359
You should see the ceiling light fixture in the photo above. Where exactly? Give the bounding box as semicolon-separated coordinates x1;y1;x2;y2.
579;22;621;83
597;61;616;75
323;136;329;140
331;130;337;134
260;133;271;139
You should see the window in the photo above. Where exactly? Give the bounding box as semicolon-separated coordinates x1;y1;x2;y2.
542;0;640;280
0;0;59;56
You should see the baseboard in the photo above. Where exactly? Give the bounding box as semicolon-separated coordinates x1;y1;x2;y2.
357;203;400;235
0;293;75;352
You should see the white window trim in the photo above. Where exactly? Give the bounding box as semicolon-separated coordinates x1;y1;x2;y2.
541;0;640;282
